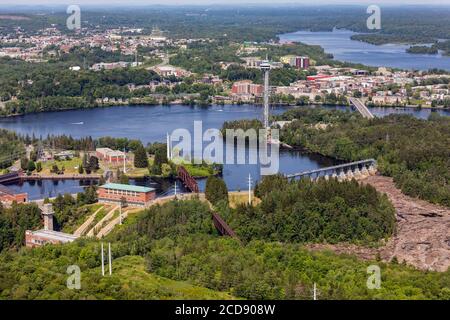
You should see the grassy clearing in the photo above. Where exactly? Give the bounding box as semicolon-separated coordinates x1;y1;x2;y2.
183;164;214;177
229;192;261;208
101;158;150;177
83;255;236;300
39;157;103;175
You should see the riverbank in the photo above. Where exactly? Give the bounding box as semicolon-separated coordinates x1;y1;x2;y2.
2;100;448;119
279;29;450;71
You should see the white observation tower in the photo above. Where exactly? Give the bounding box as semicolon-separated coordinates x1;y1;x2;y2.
260;60;271;130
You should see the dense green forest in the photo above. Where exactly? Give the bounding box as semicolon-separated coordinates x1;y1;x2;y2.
0;203;41;252
146;235;450;300
280;108;450;207
219;176;395;244
437;40;450;56
0;54;222;116
406;45;439;55
1;198;449;300
0;241;233;299
170;41;342;81
0;129;25;168
2;6;449;44
0;186;99;254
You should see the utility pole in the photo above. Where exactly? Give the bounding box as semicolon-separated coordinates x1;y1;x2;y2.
313;282;317;300
166;133;172;160
248;173;252;205
119;204;122;225
167;133;170;160
123;148;126;174
108;243;112;276
174;181;177;197
101;242;105;276
312;282;320;300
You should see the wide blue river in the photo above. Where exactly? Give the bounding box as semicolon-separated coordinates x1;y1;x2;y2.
0;104;448;200
279;29;450;71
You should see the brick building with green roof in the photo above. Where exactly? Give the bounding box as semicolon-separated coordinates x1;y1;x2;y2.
97;183;156;207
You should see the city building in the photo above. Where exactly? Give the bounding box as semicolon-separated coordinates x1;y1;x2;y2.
0;184;28;204
96;148;126;164
281;56;310;69
25;204;79;248
242;57;262;68
291;56;310;69
231;80;264;96
25;230;79;248
307;74;333;81
153;66;190;77
97;183;156;207
54;150;75;160
91;61;130;71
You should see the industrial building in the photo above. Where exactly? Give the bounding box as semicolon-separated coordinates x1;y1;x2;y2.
97;183;156;207
96;148;126;164
0;184;28;204
25;230;79;248
25;204;79;248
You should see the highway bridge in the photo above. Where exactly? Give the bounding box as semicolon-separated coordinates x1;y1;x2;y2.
286;159;377;182
349;98;375;119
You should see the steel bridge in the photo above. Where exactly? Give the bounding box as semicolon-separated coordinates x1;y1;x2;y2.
286;159;377;181
212;213;238;238
177;165;199;193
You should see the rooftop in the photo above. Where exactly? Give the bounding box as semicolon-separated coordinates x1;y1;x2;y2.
27;229;79;243
100;183;155;193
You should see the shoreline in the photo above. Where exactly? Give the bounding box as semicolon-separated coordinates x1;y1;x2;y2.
1;101;449;119
279;28;450;72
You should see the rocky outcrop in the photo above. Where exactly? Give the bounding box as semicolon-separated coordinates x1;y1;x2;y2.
364;176;450;272
306;176;450;272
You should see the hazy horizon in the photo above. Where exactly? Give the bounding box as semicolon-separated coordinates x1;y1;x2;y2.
2;0;450;6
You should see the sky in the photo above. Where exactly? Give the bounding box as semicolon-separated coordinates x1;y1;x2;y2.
2;0;449;6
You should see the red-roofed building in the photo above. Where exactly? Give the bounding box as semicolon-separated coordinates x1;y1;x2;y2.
307;75;333;81
0;184;28;204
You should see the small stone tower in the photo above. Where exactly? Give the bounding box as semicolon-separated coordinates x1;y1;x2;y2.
42;203;54;231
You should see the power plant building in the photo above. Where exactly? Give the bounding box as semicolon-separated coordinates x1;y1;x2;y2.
97;183;156;207
25;204;78;248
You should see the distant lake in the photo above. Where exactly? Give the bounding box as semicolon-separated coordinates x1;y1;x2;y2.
279;29;450;71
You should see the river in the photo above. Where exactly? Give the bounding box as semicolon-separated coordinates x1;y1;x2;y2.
279;29;450;71
0;104;448;200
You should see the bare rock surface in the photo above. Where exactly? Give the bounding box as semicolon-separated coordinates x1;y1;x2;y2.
306;176;450;272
